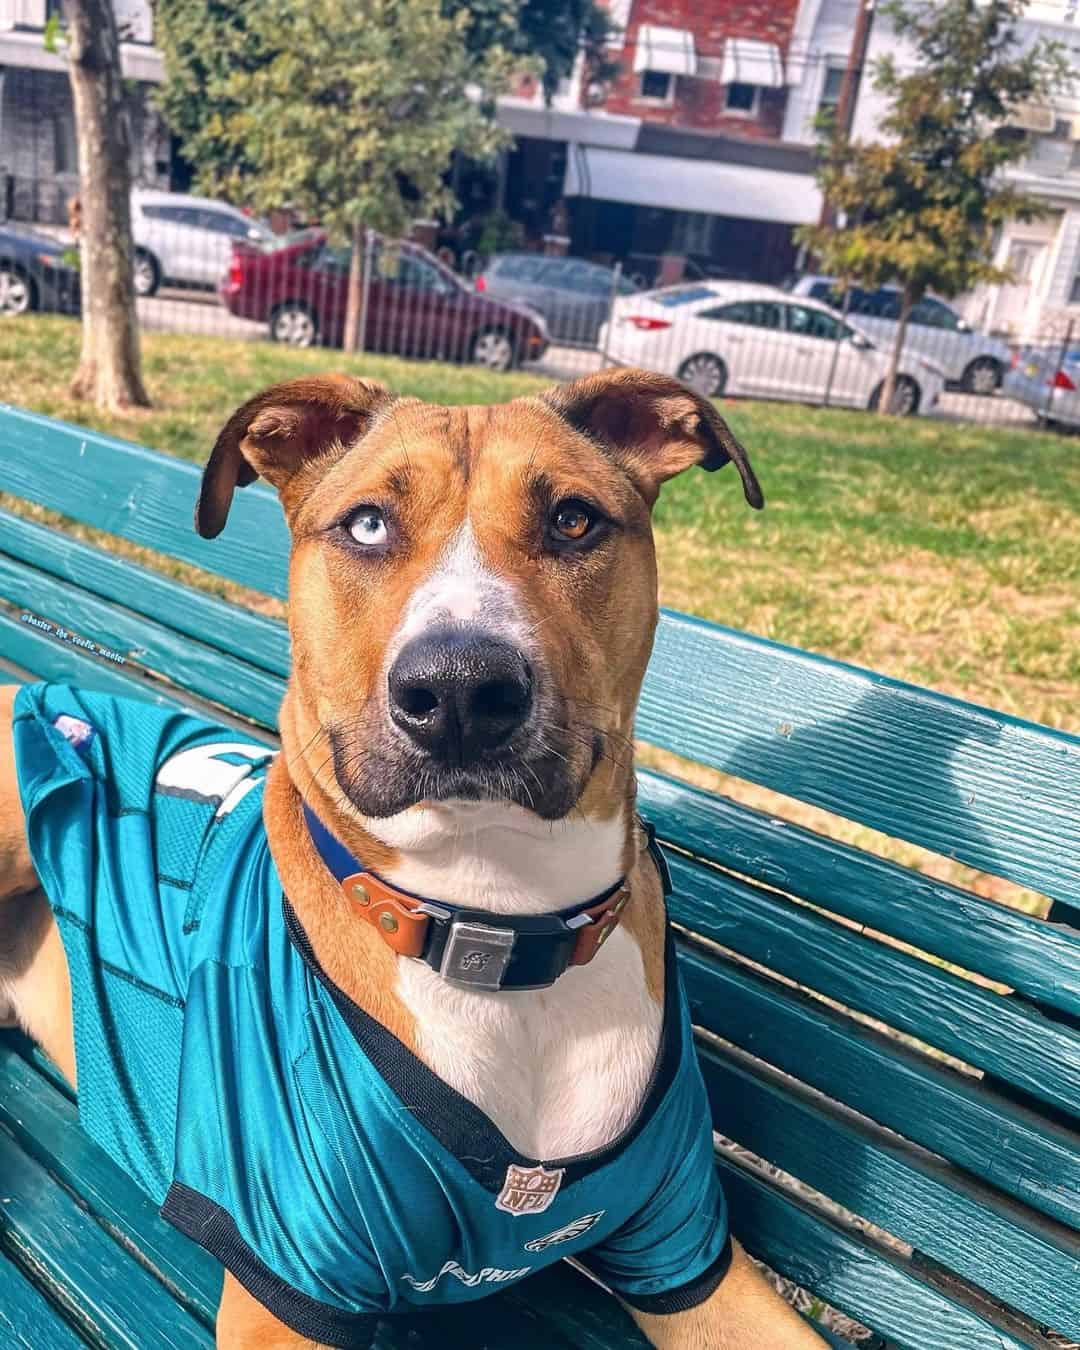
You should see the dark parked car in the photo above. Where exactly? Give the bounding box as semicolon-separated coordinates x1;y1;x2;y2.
0;224;80;317
475;253;639;347
220;231;548;370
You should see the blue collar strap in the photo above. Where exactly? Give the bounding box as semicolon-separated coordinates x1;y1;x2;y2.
301;803;670;992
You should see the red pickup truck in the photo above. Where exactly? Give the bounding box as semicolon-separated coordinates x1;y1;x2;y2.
219;229;548;371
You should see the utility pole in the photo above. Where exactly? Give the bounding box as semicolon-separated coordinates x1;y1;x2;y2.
818;0;875;228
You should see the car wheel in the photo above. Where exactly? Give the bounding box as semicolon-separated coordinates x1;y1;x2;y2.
870;376;921;416
270;303;318;348
0;265;35;316
678;353;727;398
132;250;160;298
471;328;516;372
961;356;1002;396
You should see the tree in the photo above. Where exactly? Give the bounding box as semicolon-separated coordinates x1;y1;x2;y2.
798;0;1070;413
457;0;617;100
156;0;609;190
61;0;150;410
157;0;519;351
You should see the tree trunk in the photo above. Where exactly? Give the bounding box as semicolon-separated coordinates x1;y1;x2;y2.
343;221;365;354
63;0;149;410
879;283;915;416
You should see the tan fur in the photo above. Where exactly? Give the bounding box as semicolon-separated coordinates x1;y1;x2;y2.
0;370;817;1347
631;1240;826;1348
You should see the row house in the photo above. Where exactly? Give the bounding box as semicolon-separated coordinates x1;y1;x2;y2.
491;0;844;286
0;0;168;224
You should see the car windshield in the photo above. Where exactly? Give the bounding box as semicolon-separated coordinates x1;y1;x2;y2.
653;286;720;307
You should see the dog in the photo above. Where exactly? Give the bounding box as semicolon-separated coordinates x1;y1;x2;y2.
0;368;825;1349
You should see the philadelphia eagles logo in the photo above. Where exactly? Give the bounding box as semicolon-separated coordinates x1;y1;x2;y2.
524;1211;605;1253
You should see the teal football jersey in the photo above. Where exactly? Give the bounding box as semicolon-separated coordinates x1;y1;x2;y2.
11;682;731;1346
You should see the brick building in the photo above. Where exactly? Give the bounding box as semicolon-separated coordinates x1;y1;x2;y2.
489;0;834;287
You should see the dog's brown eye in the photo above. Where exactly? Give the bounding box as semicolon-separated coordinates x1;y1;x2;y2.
552;500;594;541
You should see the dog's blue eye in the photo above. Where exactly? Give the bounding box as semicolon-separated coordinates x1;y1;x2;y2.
348;508;388;547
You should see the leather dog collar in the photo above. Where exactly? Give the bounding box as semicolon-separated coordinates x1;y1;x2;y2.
302;804;671;992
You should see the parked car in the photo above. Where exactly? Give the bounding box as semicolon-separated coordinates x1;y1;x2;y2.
1002;343;1080;429
131;190;274;297
220;231;549;370
0;223;80;317
475;253;639;346
598;282;945;415
789;276;1011;395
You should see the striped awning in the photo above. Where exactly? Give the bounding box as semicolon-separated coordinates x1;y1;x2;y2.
720;38;785;89
633;25;697;77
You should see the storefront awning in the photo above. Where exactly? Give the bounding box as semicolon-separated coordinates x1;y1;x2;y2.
563;145;821;226
633;25;697;77
720;38;785;88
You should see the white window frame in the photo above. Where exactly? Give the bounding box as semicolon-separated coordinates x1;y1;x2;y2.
724;82;761;118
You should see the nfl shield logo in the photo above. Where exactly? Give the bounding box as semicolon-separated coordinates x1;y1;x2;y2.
495;1162;565;1216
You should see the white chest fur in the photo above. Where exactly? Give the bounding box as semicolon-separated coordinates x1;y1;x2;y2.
396;927;662;1158
367;801;664;1159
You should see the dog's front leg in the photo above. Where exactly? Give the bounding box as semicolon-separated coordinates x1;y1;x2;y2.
628;1240;827;1349
217;1273;366;1350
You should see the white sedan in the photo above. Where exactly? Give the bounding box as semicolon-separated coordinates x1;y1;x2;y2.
598;282;945;415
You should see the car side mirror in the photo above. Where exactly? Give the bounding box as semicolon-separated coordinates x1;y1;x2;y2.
849;332;873;350
956;319;971;333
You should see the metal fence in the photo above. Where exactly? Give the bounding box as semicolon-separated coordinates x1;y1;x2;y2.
3;187;1078;432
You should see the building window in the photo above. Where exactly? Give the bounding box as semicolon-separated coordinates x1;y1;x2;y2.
1070;274;1080;304
639;70;673;100
724;82;759;115
818;64;846;116
53;110;77;175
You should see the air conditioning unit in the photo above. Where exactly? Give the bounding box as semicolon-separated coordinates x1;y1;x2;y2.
1009;103;1056;133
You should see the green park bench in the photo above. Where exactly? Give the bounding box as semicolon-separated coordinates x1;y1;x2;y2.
0;402;1077;1349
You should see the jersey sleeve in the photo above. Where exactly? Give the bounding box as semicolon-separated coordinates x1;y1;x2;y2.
582;1125;732;1313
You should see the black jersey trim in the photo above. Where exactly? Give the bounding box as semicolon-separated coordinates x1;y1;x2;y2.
161;1182;380;1349
611;1233;734;1314
282;897;682;1193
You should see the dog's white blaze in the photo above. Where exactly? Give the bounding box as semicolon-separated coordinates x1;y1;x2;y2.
394;523;527;650
375;523;662;1158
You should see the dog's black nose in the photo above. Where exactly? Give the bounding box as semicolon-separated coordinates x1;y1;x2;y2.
389;629;533;764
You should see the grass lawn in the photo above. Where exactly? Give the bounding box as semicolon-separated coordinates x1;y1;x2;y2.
2;318;1077;910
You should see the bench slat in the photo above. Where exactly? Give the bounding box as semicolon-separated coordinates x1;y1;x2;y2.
0;509;290;676
0;406;290;596
668;853;1080;1120
699;1039;1080;1335
640;769;1080;1018
0;1124;212;1347
640;612;1080;909
717;1156;1043;1350
0;1252;85;1350
0;555;283;726
679;946;1080;1230
0;1039;221;1326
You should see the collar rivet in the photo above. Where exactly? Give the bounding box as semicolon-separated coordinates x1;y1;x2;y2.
350;882;370;907
379;911;400;934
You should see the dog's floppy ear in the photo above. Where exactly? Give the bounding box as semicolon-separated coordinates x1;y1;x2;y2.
195;374;394;538
542;367;763;508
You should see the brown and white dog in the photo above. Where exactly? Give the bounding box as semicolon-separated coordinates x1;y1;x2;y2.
0;368;824;1348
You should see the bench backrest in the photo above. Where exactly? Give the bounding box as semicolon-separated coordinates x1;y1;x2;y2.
1;405;1078;1350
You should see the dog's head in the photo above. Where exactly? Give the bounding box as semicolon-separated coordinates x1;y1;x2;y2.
197;368;761;833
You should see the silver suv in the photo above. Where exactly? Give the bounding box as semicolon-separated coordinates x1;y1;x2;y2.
131;190;273;297
789;276;1011;395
